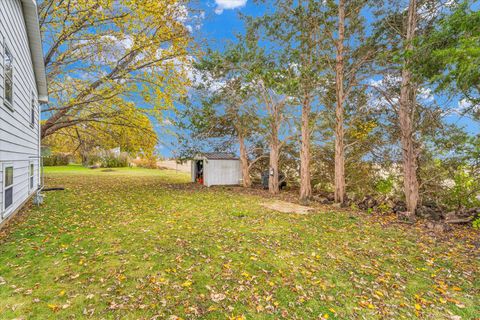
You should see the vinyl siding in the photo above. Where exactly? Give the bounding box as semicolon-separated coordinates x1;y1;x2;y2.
0;0;41;220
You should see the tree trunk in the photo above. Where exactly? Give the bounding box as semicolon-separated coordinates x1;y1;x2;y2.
269;139;280;194
299;96;312;203
399;0;419;215
334;0;346;205
75;128;88;166
81;151;88;167
269;117;280;194
238;133;252;188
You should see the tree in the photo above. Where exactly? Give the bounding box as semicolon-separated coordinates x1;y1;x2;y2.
259;0;326;202
399;0;420;215
320;0;376;205
219;84;259;188
43;103;157;164
334;0;347;205
261;81;289;194
39;0;192;139
415;3;480;117
240;27;292;194
176;47;262;187
372;0;455;215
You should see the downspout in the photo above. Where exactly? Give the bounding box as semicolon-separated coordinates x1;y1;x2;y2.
34;101;45;205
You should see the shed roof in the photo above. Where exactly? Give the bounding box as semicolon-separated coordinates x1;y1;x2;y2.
201;152;239;160
21;0;48;103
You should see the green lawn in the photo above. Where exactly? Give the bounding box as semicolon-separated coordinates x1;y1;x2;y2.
0;166;478;319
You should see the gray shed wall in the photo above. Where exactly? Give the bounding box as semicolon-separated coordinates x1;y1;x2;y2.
204;159;241;187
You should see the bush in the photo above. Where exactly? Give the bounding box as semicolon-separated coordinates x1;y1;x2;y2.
131;156;159;169
473;217;480;229
43;153;70;166
100;152;129;168
444;167;480;209
86;154;102;166
375;175;396;196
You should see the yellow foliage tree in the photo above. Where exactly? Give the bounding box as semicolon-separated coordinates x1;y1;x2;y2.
39;0;192;139
43;101;158;162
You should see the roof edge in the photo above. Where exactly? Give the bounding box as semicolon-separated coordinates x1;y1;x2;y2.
195;152;240;160
21;0;48;103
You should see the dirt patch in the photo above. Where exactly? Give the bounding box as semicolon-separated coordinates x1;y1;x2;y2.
261;200;314;214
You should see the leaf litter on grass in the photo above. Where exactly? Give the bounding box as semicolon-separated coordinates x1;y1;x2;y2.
0;166;478;319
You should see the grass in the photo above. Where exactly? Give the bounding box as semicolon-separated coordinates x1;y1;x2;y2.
0;166;478;319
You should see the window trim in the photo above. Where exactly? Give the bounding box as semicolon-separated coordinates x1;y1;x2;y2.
3;164;14;212
3;44;14;110
29;162;35;192
30;93;36;128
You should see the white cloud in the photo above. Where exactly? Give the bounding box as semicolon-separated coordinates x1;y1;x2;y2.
214;0;247;14
367;76;400;111
101;35;134;50
418;0;456;22
457;98;480;114
458;98;472;111
190;67;226;92
118;37;133;50
174;4;189;23
418;87;434;103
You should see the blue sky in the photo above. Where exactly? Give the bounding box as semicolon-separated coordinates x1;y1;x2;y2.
200;0;252;42
157;0;257;157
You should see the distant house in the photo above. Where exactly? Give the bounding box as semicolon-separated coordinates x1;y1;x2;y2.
0;0;48;224
192;153;242;187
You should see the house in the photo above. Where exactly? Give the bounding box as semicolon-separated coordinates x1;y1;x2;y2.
0;0;48;224
192;153;242;187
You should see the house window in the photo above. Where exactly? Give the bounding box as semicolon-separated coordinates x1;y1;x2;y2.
4;166;13;210
30;95;35;127
29;163;34;191
4;46;13;108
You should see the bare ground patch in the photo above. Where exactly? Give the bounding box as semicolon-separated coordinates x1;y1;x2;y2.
260;200;315;214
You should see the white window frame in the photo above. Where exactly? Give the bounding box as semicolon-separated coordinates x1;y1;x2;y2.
29;162;35;192
3;43;14;110
3;164;14;212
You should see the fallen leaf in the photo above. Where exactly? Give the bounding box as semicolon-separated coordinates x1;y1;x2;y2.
211;293;226;303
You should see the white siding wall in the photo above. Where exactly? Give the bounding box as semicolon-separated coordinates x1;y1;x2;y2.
0;0;41;220
204;160;241;187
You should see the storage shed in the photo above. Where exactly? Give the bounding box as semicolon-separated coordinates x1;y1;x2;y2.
192;153;242;187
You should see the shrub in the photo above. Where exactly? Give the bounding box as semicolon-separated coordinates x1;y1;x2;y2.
444;167;480;209
131;156;159;169
101;152;129;168
473;217;480;229
86;154;102;166
43;153;70;166
374;175;396;196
